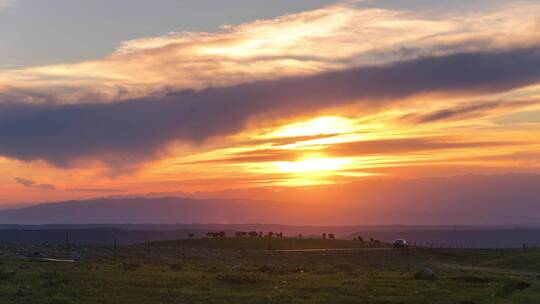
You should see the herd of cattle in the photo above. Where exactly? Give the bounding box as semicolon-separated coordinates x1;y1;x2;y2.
202;231;394;247
205;231;337;239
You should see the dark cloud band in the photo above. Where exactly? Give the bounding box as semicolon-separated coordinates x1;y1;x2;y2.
1;46;539;168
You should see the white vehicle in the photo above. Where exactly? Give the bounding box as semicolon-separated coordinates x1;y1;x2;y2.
393;239;409;249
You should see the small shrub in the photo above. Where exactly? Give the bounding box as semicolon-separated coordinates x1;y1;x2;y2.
452;276;494;284
334;263;353;273
413;268;436;281
170;263;183;271
119;261;142;271
0;268;16;280
40;271;66;290
254;265;305;275
499;279;530;296
216;272;266;284
257;265;274;273
313;267;338;275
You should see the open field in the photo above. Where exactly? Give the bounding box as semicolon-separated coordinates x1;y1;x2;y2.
149;237;385;251
0;238;539;303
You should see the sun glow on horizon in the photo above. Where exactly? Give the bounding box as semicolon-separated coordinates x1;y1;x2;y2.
2;1;540;204
274;154;351;173
267;116;357;138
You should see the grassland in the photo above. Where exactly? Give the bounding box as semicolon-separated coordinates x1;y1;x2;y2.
149;236;383;250
0;238;539;303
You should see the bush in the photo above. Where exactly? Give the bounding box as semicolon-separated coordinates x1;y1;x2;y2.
216;272;266;284
119;261;142;271
170;263;183;271
451;275;494;284
257;264;274;273
413;268;436;281
499;279;530;296
334;263;353;273
0;268;16;280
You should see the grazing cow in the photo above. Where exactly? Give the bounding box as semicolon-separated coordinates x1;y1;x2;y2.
357;236;364;242
328;233;335;240
235;231;248;238
276;232;283;239
207;232;224;238
248;231;258;238
267;231;274;238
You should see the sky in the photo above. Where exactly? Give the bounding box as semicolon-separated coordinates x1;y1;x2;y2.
1;0;539;205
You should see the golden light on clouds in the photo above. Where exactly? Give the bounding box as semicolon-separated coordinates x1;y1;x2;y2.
1;2;540;104
275;153;349;172
273;156;351;185
267;116;357;138
1;1;540;204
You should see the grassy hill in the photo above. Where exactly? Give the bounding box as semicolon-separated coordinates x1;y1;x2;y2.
479;251;540;273
0;238;539;303
148;237;383;250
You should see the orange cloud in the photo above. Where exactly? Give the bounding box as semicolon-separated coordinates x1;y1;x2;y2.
1;2;540;104
1;1;540;202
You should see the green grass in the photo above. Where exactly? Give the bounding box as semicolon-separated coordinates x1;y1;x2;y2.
0;239;539;303
149;237;381;250
480;251;540;272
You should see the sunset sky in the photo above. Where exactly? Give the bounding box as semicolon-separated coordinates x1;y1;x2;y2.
1;0;539;205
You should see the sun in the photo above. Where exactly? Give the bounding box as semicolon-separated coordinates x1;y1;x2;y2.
269;154;353;186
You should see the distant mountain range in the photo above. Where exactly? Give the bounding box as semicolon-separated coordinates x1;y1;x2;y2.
1;174;539;226
0;174;539;248
0;198;319;225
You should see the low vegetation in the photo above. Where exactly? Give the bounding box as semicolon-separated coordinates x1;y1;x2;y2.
149;236;382;250
0;238;539;303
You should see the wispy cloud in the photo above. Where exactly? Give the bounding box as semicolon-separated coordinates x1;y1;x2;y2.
1;1;540;195
191;137;515;165
71;188;123;193
14;177;56;190
1;47;539;169
0;2;539;104
406;99;540;124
